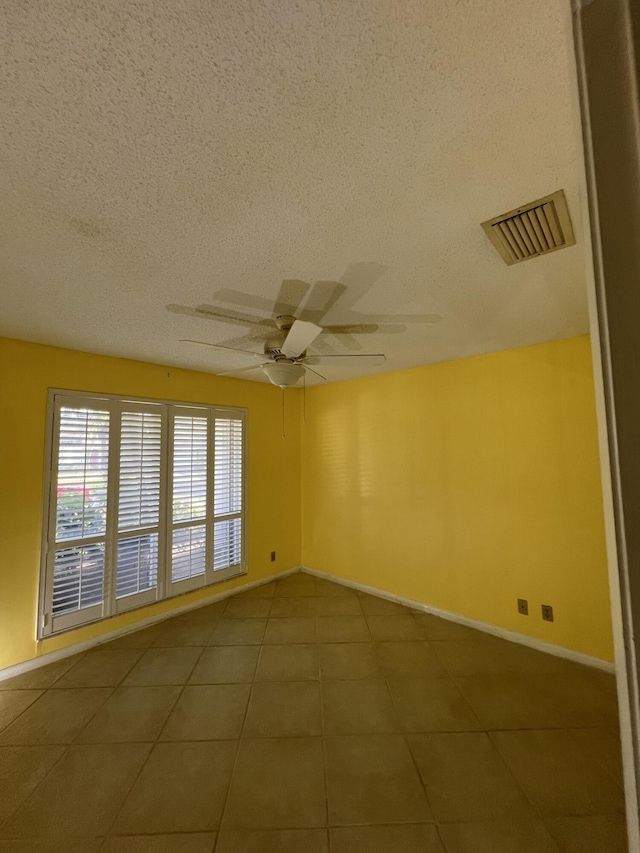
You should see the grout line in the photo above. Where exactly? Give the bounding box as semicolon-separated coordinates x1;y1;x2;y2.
316;579;331;833
102;641;209;841
361;598;437;827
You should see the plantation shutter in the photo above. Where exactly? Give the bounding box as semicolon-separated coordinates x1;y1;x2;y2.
169;409;209;593
40;392;246;638
46;401;110;633
213;415;244;575
114;405;163;611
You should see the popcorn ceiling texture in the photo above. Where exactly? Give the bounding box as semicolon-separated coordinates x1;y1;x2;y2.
0;0;587;383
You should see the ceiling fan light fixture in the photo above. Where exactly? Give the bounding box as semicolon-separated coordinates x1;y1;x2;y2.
261;361;305;388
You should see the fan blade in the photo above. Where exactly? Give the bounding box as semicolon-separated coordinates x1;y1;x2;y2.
166;303;271;329
194;305;272;328
274;280;311;316
180;340;265;358
302;364;326;381
281;320;323;357
302;353;386;366
323;324;379;334
216;363;268;376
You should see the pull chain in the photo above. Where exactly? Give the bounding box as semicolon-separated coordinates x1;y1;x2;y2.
281;387;286;439
303;372;307;424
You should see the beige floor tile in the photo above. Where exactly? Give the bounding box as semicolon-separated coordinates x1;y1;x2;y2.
0;656;85;691
189;646;259;684
223;737;326;828
359;594;412;616
224;598;273;619
322;680;400;735
76;686;181;743
274;578;317;598
243;682;321;737
216;829;328;852
234;582;276;599
313;579;355;597
413;614;486;641
0;840;104;852
456;673;619;729
123;647;202;686
152;621;216;647
1;743;150;839
269;597;317;617
545;814;628;853
102;835;216;853
209;619;267;646
330;824;445;853
255;644;319;681
161;684;250;740
54;649;143;687
325;734;432;825
114;741;237;833
438;819;561;852
433;639;575;677
0;689;112;745
366;615;424;641
491;729;625;816
376;641;448;678
263;617;317;644
316;597;362;616
179;601;228;623
407;732;535;822
316;616;369;643
570;727;624;783
388;678;482;732
0;693;44;735
102;625;165;649
0;745;65;826
318;643;382;680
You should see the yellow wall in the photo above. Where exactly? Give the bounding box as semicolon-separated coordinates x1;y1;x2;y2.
0;337;302;670
0;333;613;670
301;335;613;661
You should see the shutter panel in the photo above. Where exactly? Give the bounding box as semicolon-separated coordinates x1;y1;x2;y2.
170;414;208;584
116;410;162;601
214;418;243;517
173;415;208;523
213;416;243;572
52;407;109;617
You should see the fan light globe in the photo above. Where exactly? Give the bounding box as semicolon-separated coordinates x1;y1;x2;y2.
262;362;305;388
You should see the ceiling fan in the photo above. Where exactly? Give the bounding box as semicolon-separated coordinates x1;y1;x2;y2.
181;314;386;387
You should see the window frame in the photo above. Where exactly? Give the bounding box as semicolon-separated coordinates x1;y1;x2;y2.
38;388;248;639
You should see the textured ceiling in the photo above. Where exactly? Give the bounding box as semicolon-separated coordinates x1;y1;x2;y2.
0;0;587;385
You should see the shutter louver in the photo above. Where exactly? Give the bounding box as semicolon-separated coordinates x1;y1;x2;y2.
173;416;208;522
171;414;208;583
214;418;243;517
172;525;207;580
52;407;109;615
116;410;162;600
118;412;161;531
213;417;243;571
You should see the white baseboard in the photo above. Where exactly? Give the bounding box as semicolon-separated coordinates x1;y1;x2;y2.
302;566;615;673
0;566;302;684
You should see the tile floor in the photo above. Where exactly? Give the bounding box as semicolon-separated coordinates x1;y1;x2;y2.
0;572;627;852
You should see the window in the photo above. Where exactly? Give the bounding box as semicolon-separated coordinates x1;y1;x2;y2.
39;391;246;637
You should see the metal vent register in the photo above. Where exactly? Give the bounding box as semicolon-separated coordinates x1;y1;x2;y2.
481;189;575;265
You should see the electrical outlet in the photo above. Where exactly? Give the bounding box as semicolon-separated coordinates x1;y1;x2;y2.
270;551;276;562
541;604;554;622
517;598;528;615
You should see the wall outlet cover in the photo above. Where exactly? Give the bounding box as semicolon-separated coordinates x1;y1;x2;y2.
517;598;529;615
542;604;554;622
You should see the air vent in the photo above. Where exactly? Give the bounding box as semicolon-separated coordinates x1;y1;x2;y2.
481;190;575;265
